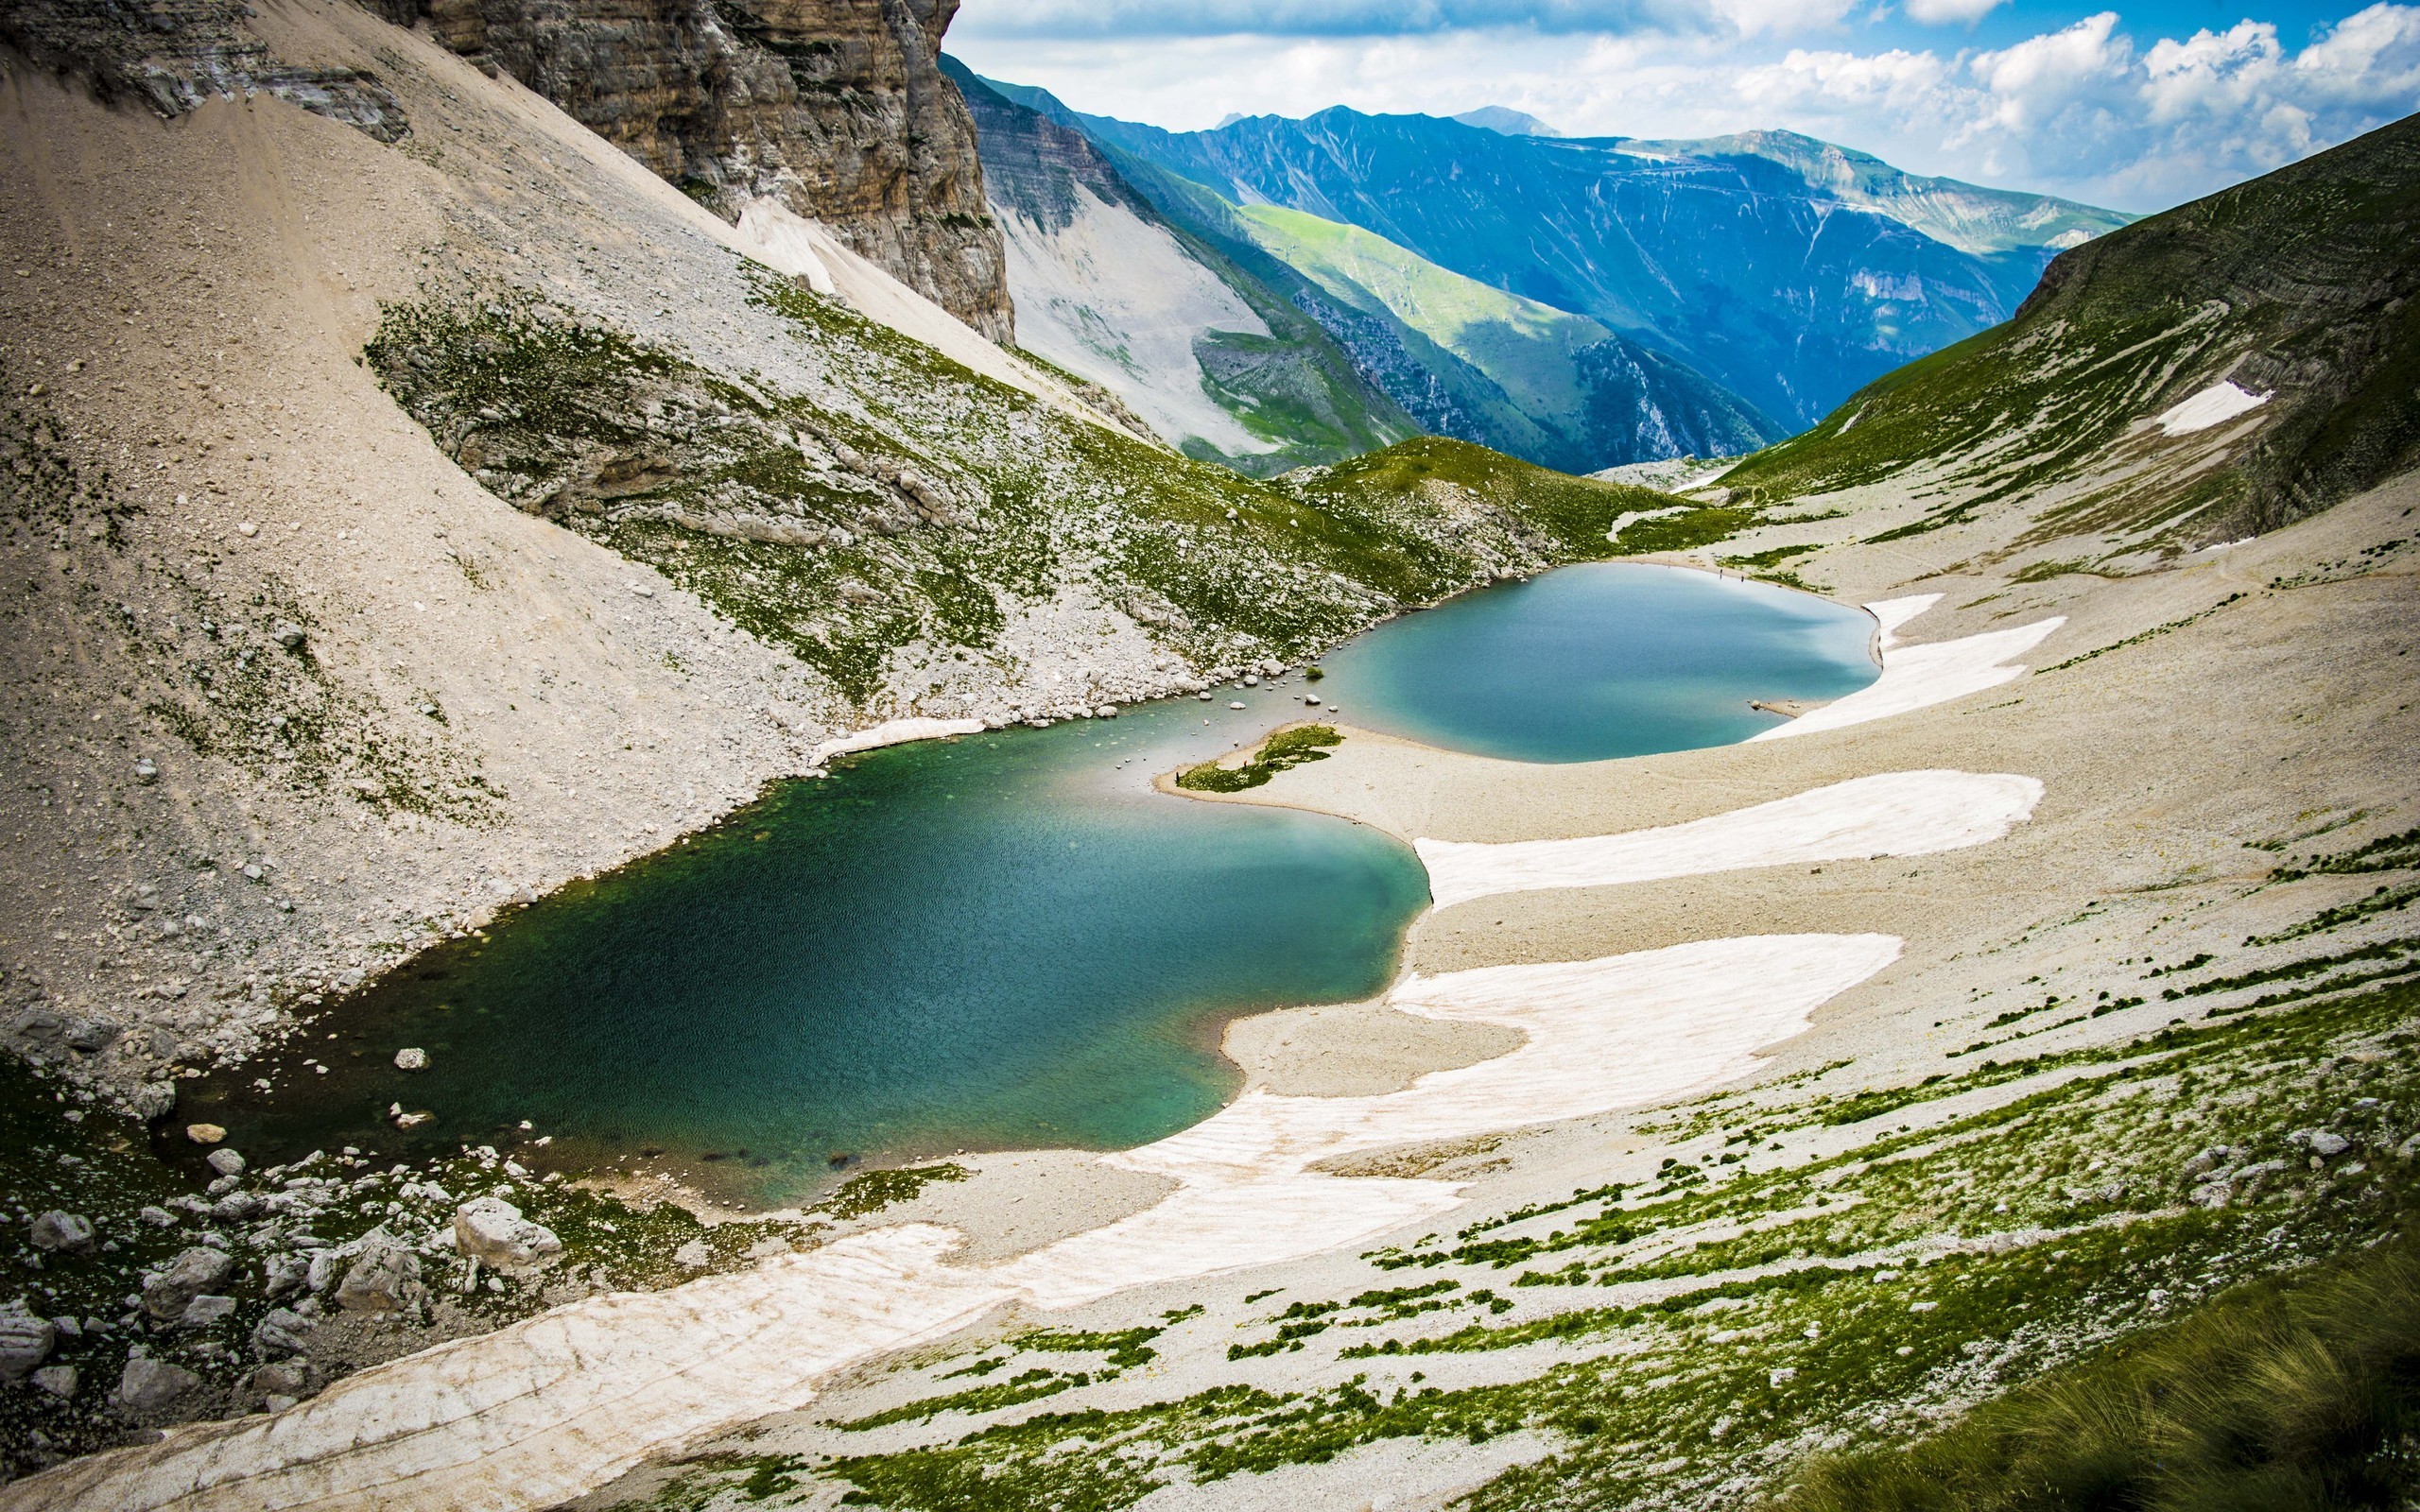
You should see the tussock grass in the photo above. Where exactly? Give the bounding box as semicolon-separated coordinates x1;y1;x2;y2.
1772;1234;2420;1512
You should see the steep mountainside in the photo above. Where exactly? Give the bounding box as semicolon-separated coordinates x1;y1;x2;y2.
1008;94;2128;430
1721;113;2420;555
942;57;1415;474
0;0;1675;1135
1;0;1016;337
1224;200;1778;472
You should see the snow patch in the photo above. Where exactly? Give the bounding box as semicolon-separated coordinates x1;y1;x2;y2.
808;717;986;766
2155;381;2268;437
1867;593;1942;651
1751;615;2064;741
1418;770;2044;910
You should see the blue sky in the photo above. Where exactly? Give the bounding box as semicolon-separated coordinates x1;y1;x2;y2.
947;0;2420;210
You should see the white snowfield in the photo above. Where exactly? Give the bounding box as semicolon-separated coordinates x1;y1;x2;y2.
2155;380;2268;436
808;716;988;766
1418;770;2045;910
997;184;1277;457
1866;593;1942;649
16;936;1901;1512
729;198;1127;438
1751;612;2064;742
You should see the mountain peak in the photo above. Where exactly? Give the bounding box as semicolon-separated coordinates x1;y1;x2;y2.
1453;106;1563;138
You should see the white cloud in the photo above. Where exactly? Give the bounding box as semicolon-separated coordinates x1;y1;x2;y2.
949;2;2420;209
1900;0;2007;28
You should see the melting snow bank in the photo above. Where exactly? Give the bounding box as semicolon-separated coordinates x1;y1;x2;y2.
16;936;1900;1512
1419;770;2044;910
1753;614;2063;741
2156;380;2268;436
807;716;987;766
1866;593;1942;651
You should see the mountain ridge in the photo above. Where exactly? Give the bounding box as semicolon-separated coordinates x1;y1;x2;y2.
998;91;2133;430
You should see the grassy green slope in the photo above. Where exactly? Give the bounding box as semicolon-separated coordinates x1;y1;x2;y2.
1231;204;1610;423
1774;1231;2420;1512
1104;151;1778;473
365;275;1672;707
1720;115;2420;546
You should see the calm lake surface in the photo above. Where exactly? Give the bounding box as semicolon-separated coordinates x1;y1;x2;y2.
183;564;1876;1203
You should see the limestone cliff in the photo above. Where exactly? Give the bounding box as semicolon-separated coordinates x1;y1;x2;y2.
347;0;1009;338
390;0;1012;340
0;0;1012;338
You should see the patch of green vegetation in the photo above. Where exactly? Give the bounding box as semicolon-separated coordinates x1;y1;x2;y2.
2249;885;2420;946
2276;824;2420;882
1724;542;1820;569
1718;119;2420;545
1770;1233;2420;1512
634;1452;812;1509
2036;593;2246;673
1024;1328;1165;1369
815;1162;969;1221
368;289;1674;713
819;934;2420;1512
1610;505;1763;556
2165;935;2419;998
1175;724;1340;792
2008;558;2095;582
839;1366;1081;1431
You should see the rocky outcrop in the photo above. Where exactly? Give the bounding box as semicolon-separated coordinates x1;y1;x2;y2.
0;0;409;139
370;0;1013;340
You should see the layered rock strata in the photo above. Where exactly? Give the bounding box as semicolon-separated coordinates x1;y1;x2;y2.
374;0;1013;340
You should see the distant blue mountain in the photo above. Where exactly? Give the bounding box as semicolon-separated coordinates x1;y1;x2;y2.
974;81;2132;433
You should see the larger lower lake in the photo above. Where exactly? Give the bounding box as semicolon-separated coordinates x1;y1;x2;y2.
182;565;1876;1203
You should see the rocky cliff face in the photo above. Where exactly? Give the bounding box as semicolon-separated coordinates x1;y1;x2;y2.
380;0;1013;340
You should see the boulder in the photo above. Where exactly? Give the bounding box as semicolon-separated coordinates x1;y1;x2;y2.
29;1211;96;1255
0;1308;57;1381
263;1251;309;1300
253;1358;310;1397
126;1081;177;1121
179;1295;237;1328
65;1017;121;1054
452;1197;562;1271
32;1364;76;1398
206;1148;247;1177
335;1235;423;1313
2307;1129;2351;1157
251;1307;314;1357
142;1246;236;1321
185;1123;227;1145
393;1047;428;1072
115;1355;200;1412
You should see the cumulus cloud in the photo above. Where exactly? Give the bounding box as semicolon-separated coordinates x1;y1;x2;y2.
1901;0;2008;27
949;2;2420;208
1737;5;2420;202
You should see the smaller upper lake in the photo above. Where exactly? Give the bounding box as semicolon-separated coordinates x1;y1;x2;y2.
1309;564;1877;762
176;564;1877;1205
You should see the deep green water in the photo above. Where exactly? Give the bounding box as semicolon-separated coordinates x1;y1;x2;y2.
182;565;1876;1203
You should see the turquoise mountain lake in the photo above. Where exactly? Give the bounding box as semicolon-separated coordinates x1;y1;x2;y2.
181;565;1876;1204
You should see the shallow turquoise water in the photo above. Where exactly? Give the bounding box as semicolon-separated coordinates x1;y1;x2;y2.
182;565;1876;1203
1310;564;1877;762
